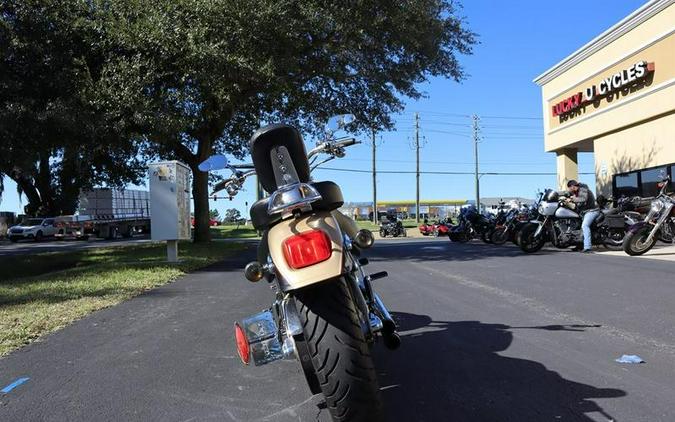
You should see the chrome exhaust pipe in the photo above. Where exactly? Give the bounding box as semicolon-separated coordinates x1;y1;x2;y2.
235;309;294;366
372;293;400;349
372;293;396;335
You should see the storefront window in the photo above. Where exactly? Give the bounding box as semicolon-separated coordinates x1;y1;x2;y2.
614;172;638;197
640;166;668;198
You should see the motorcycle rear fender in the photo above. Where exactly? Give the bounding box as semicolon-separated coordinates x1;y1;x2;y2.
268;211;345;292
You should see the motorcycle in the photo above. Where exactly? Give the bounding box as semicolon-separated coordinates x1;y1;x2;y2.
449;206;494;243
419;218;452;237
623;173;674;256
490;208;527;245
380;215;407;237
201;115;397;421
519;189;639;253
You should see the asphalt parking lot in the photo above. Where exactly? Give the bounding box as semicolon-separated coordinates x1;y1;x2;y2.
1;238;674;421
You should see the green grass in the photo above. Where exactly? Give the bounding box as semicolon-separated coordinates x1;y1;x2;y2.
0;241;247;356
210;224;259;239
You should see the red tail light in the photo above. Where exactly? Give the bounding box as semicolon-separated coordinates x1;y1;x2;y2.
283;230;332;269
234;322;250;365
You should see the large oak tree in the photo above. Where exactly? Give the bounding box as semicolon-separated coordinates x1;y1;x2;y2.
96;0;477;242
0;0;146;215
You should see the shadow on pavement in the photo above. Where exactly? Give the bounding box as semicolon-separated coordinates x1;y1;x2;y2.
370;239;558;263
374;312;625;421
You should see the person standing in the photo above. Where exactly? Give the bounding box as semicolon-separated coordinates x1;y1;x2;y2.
565;180;597;253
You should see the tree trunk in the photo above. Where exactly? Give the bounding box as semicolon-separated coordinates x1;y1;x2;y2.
191;164;212;243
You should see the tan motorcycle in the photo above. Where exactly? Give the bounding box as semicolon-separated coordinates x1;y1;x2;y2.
200;115;398;422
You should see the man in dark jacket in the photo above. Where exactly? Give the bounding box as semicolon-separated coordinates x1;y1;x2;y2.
566;180;598;253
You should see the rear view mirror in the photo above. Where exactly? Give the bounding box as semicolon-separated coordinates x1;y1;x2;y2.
325;114;355;134
198;155;229;172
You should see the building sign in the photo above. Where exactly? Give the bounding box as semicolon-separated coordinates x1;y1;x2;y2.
552;61;655;117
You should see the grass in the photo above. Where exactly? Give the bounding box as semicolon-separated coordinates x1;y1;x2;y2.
210;224;259;239
0;241;247;356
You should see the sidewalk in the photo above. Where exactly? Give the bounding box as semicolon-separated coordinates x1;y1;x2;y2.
597;244;675;262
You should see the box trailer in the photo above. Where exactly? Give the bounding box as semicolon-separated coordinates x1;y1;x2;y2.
55;188;151;240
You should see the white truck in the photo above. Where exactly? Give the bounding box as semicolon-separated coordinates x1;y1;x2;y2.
7;217;59;242
55;188;151;240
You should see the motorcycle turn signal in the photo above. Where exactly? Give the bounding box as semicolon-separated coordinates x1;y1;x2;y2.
354;229;375;249
244;262;264;282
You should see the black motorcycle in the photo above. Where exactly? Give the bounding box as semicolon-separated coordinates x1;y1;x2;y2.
379;216;407;237
448;206;493;243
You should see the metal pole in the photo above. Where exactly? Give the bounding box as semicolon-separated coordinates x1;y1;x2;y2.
472;114;480;213
372;128;378;224
415;112;420;223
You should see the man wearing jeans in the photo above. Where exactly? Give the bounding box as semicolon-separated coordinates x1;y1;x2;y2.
566;180;598;253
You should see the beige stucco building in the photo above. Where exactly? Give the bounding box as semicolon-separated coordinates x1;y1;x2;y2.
534;0;675;198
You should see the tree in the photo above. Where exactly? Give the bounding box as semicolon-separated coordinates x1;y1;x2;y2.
209;209;220;220
94;0;477;242
224;208;242;224
0;0;146;216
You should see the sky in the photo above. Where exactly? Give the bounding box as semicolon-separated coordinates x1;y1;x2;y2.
1;0;648;217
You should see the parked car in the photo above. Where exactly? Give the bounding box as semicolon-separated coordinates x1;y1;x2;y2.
8;217;58;242
191;217;220;227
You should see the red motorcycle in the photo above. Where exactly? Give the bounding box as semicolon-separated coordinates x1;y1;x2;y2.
418;218;452;237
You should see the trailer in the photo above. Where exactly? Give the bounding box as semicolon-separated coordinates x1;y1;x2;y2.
55;188;151;240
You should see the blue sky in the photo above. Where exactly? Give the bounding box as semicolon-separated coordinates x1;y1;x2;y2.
1;0;647;217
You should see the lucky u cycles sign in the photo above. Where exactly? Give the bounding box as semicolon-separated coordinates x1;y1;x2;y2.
551;61;655;117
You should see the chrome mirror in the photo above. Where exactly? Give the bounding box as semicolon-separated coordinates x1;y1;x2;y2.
198;155;229;172
325;114;355;135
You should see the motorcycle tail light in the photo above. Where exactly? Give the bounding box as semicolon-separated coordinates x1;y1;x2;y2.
234;322;251;365
283;230;332;269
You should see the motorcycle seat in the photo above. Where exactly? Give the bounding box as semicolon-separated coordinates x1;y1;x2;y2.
250;180;344;230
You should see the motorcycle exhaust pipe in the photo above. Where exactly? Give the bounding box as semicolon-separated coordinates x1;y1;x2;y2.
372;293;400;350
234;309;294;366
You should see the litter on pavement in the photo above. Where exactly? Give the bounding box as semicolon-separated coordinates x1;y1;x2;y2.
615;354;645;364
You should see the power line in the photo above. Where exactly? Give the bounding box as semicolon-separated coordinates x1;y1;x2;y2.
315;166;594;176
423;129;472;137
480;115;543;120
337;158;557;166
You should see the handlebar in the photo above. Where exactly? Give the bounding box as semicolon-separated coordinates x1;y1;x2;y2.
211;179;229;195
210;137;359;196
335;138;358;148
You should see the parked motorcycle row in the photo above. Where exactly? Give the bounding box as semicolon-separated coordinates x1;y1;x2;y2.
427;176;674;257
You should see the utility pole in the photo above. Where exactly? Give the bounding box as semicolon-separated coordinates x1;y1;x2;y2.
371;128;378;224
472;114;481;213
415;112;421;223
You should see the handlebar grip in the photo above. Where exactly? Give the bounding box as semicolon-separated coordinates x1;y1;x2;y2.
211;179;229;195
337;138;358;147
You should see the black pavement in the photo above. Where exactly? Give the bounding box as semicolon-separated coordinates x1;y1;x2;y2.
1;238;674;421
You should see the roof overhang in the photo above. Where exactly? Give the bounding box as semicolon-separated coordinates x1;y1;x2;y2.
533;0;672;86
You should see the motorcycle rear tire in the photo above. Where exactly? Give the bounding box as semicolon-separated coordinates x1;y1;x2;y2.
519;224;545;253
491;227;508;245
481;230;493;244
623;226;657;256
294;278;384;422
601;229;625;251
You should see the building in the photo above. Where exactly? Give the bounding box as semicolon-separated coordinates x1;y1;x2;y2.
479;197;534;214
534;0;675;198
340;200;467;220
